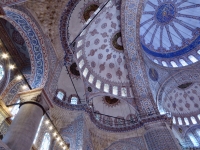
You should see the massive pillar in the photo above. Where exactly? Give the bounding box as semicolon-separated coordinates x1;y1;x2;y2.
144;121;181;150
2;88;50;150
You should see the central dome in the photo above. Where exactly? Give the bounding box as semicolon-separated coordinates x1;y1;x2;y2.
140;0;200;67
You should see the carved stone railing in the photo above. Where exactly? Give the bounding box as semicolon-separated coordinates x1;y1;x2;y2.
53;97;172;131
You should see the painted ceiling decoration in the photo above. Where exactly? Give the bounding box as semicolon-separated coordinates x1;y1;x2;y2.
60;0;106;66
74;0;133;97
140;0;200;67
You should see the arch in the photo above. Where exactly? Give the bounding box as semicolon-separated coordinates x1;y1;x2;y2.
40;133;50;150
0;7;48;88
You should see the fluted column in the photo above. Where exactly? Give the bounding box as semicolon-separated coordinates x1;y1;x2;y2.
2;88;50;150
144;121;181;150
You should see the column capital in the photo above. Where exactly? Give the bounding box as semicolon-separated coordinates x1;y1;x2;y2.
18;88;52;112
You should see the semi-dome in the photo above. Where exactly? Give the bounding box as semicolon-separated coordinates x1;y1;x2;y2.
140;0;200;67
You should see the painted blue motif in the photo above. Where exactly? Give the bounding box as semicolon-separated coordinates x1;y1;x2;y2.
142;35;200;58
156;3;175;24
149;68;158;81
5;11;44;88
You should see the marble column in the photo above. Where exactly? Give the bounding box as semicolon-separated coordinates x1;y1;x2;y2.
144;121;181;150
2;88;50;150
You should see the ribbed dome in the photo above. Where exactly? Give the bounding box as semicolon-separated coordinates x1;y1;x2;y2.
140;0;200;67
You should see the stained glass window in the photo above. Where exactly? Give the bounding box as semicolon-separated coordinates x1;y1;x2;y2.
71;97;78;105
40;133;50;150
57;91;64;100
0;65;4;80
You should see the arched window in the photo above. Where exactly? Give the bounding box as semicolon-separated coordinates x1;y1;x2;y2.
191;116;197;124
71;97;78;105
33;116;44;144
173;117;176;124
179;59;188;66
40;133;50;150
198;114;200;120
178;117;182;125
184;117;190;125
10;100;20;120
56;90;65;100
162;61;168;67
170;61;178;67
188;132;199;147
0;65;4;80
196;129;200;137
188;55;198;63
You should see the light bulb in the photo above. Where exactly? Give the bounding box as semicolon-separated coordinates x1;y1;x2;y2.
49;126;53;130
9;64;15;70
56;137;60;141
16;75;22;80
2;53;8;59
53;132;57;137
22;85;28;90
45;120;49;125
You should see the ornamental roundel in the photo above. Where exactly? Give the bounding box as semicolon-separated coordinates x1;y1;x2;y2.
148;68;158;81
156;3;176;25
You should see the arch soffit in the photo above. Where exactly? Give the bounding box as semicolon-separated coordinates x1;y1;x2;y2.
0;7;49;88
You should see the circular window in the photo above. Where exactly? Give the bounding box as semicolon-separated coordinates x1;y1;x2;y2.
0;65;5;80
